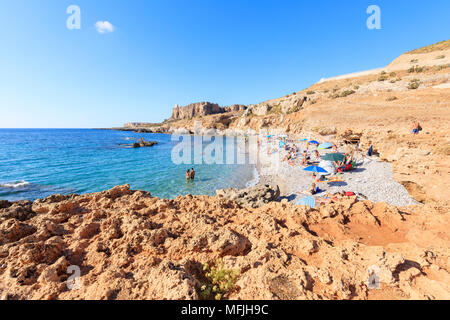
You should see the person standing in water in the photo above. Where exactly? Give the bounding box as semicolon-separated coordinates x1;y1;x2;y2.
190;168;195;180
186;169;191;180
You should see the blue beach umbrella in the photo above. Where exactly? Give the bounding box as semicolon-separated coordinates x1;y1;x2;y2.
303;165;328;173
318;142;333;150
296;195;316;208
301;138;308;141
309;140;319;145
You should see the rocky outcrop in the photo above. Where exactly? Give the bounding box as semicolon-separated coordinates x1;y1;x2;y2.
171;102;223;120
171;102;246;120
0;184;448;300
132;140;158;148
216;184;280;208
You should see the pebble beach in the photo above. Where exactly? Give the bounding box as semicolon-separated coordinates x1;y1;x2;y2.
255;137;420;207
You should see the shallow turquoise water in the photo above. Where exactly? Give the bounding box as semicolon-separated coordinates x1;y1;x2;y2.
0;129;257;201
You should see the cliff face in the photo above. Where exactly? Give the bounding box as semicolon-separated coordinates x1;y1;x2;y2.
170;102;246;120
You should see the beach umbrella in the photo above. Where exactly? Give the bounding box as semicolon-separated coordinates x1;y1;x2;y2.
301;138;308;141
309;140;319;145
267;135;273;138
303;165;328;173
296;196;316;208
318;142;333;150
321;153;345;162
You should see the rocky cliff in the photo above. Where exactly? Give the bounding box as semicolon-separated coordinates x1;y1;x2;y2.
170;102;246;120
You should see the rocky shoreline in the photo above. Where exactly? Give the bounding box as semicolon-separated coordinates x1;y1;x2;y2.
1;184;448;300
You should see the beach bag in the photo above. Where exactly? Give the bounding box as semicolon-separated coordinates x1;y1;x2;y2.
367;146;373;157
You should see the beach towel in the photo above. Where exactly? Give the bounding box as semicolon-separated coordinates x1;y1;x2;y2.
296;196;316;208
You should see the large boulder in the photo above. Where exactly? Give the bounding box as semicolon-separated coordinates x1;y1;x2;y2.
216;184;280;208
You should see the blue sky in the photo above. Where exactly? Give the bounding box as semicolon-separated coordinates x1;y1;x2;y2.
0;0;448;128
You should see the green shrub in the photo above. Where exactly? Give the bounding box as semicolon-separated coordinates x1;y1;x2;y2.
389;72;396;77
340;90;355;97
380;71;387;75
306;90;315;95
378;75;388;81
408;65;424;73
329;93;340;99
437;64;450;71
408;80;420;90
410;59;419;63
200;259;240;300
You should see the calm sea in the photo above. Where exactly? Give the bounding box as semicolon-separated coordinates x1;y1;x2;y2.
0;129;258;201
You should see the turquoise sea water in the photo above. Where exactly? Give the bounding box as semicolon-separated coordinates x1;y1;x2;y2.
0;129;258;201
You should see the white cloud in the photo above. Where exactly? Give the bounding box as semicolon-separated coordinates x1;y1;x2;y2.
95;21;114;34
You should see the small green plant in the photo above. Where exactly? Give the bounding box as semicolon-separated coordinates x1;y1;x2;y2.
380;71;387;75
436;55;445;59
378;75;388;81
323;89;329;93
329;93;340;99
353;85;360;90
386;96;398;101
408;79;420;90
389;72;396;77
408;65;424;73
340;90;355;97
306;90;315;95
410;59;419;63
310;99;317;105
200;259;240;300
436;64;449;71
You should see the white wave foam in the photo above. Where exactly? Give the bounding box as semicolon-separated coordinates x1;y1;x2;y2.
245;166;260;188
0;180;30;188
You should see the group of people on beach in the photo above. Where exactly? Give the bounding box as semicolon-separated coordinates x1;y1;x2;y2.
186;168;196;180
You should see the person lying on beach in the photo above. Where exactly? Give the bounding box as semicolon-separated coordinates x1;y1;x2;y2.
319;193;339;205
412;122;422;135
190;168;195;180
186;169;191;180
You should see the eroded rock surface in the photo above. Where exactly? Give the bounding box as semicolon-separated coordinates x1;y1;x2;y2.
0;184;448;300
